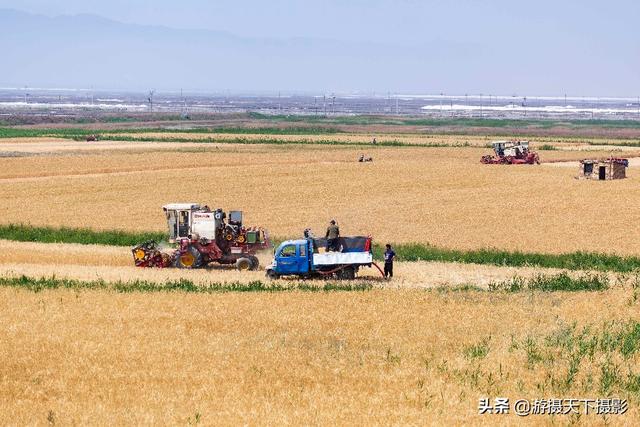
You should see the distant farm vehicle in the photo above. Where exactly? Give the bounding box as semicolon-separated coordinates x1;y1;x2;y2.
132;203;271;270
266;234;383;280
481;140;540;165
85;134;99;142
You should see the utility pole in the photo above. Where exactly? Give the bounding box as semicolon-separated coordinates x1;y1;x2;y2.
331;94;336;115
395;96;399;115
147;89;155;112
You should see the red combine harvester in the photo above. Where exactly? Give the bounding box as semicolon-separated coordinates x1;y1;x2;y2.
132;203;271;270
481;141;540;165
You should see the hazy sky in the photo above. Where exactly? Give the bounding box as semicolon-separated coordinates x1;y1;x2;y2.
0;1;638;95
2;0;637;44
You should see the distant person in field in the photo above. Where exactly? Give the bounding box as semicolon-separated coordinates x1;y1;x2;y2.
325;220;340;252
372;137;377;145
384;244;396;278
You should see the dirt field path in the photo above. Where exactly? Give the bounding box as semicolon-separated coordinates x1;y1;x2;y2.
0;138;209;155
0;240;568;289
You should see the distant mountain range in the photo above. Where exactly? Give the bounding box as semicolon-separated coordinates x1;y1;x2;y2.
0;8;637;95
0;8;484;93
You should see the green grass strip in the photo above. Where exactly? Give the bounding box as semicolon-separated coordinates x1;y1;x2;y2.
0;126;344;139
0;224;165;247
488;272;610;292
0;275;373;293
248;113;640;130
371;243;640;273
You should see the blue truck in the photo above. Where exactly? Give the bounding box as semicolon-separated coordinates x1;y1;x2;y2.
266;236;382;279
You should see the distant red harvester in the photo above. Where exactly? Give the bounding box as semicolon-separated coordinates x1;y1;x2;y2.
481;140;540;165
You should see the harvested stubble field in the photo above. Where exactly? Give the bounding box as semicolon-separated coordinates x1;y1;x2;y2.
1;135;639;254
0;240;575;289
2;128;640;424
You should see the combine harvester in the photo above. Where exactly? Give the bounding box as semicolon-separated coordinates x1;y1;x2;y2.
266;234;383;280
132;203;270;270
481;140;540;165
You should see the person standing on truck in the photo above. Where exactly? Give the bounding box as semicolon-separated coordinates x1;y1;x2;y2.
325;220;340;252
384;243;396;278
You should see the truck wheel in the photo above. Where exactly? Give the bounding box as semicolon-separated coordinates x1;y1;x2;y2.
339;266;355;280
248;255;260;271
266;269;279;280
175;246;203;269
236;257;252;271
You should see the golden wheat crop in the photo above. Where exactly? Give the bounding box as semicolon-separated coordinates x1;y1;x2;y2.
1;137;639;254
0;285;638;425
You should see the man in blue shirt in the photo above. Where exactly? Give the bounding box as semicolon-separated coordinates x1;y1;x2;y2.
384;243;396;279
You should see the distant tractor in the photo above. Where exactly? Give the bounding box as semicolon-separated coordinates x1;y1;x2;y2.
132;203;271;270
481;140;540;165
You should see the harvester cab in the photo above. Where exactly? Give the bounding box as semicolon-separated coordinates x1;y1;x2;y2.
164;203;203;243
493;141;529;158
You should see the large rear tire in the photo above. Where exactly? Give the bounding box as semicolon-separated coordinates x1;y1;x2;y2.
236;257;252;271
174;246;203;269
248;255;260;271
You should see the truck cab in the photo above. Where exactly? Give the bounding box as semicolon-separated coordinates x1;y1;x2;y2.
270;239;311;276
266;236;375;279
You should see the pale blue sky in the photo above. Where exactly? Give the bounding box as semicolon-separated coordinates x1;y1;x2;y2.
0;1;638;94
2;0;637;44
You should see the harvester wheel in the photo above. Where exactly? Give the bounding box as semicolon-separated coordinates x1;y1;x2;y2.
266;269;279;280
236;234;246;244
236;257;252;271
133;248;147;263
248;255;260;270
175;246;203;269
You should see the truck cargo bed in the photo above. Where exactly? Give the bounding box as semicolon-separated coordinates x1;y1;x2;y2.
313;252;373;266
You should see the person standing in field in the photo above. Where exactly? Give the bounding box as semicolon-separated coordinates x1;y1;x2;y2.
384;243;396;278
325;220;340;252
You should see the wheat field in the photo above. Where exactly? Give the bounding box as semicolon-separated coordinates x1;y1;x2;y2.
0;285;638;425
1;137;639;254
2;131;640;425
